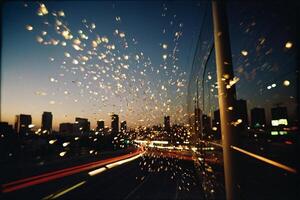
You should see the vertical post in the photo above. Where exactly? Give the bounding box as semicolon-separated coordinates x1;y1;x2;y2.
212;0;239;199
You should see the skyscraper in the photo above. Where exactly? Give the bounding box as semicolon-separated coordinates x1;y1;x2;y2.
250;108;266;128
59;123;74;135
41;112;53;134
15;114;32;135
0;122;13;136
236;99;249;130
96;120;105;131
194;107;202;136
271;106;288;127
121;121;127;132
111;114;119;134
164;116;170;132
202;114;211;135
75;117;90;133
213;109;220;126
212;109;221;139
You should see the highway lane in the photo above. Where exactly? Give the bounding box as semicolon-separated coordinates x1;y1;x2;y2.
1;151;204;200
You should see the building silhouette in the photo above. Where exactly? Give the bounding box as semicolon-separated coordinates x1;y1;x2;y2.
193;79;203;139
15;114;32;135
59;123;74;135
236;99;249;130
194;107;202;136
250;108;266;128
202;114;211;136
121;121;127;132
213;109;220;129
212;109;221;139
111;114;119;134
96;120;105;132
41;112;53;134
75;117;90;133
271;106;288;127
164;116;170;132
0;122;13;136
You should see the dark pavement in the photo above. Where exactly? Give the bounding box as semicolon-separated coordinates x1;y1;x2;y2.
1;152;204;200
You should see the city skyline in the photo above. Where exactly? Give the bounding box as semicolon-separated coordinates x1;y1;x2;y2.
4;101;294;133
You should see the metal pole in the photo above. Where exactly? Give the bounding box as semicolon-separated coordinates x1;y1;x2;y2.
212;0;239;199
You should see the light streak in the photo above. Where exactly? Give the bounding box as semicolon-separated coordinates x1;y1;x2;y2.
1;150;142;193
51;181;86;199
152;140;169;144
106;153;144;169
231;145;297;174
88;167;107;176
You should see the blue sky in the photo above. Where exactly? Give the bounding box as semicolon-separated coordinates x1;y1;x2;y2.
1;1;298;130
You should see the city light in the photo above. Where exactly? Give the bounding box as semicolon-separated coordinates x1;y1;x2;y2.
283;80;290;86
62;142;70;147
28;124;35;128
241;50;248;56
59;151;67;157
285;41;293;49
49;140;57;144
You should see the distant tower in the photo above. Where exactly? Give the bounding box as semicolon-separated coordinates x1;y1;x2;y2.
75;117;90;133
121;121;127;132
194;79;202;137
59;123;74;135
96;120;105;131
164;116;170;132
15;114;32;135
250;108;266;128
42;112;53;134
202;114;212;135
271;106;288;127
111;114;119;134
236;99;249;130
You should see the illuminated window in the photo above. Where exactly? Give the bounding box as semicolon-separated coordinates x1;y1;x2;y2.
278;119;288;125
279;131;287;135
271;120;279;126
271;131;278;135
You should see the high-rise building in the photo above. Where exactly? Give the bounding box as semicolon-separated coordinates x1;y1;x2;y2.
271;106;288;127
202;114;211;135
15;114;32;135
0;122;13;136
250;108;266;128
75;117;90;133
194;80;202;138
96;120;105;131
111;114;119;134
194;107;202;136
236;99;249;130
121;121;127;132
212;109;221;139
213;109;220;128
41;112;53;134
59;123;74;135
164;116;170;132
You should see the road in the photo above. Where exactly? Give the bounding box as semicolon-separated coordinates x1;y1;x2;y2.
1;149;204;200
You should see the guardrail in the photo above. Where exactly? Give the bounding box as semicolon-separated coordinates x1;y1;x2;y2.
200;140;297;174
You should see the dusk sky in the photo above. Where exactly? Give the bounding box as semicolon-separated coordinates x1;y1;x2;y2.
1;1;297;130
